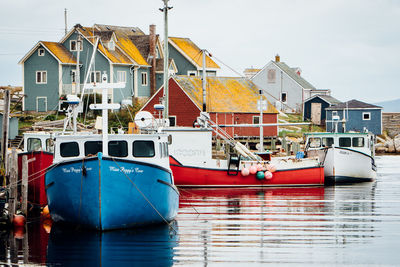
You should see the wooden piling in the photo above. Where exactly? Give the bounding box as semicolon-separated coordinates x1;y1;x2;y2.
8;148;18;223
21;155;28;216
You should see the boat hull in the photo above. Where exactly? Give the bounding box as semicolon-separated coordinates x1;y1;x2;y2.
171;157;324;187
45;156;179;230
18;151;53;207
323;147;377;184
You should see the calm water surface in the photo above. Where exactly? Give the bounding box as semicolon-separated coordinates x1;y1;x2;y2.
1;155;400;266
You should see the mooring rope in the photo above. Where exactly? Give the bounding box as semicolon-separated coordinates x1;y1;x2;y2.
110;157;177;234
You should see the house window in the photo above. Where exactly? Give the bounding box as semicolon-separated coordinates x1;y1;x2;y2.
90;71;101;83
362;112;371;120
141;72;148;86
70;40;83;51
169;116;176;127
71;70;77;83
36;71;47;84
187;71;197;76
281;92;287;103
117;71;126;83
267;69;276;83
38;48;45;56
253;116;260;124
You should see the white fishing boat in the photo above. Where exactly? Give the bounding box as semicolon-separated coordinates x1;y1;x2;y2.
304;131;376;184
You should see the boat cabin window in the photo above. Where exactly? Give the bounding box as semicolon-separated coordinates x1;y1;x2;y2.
46;138;54;153
352;137;364;147
322;137;334;147
85;141;103;156
60;142;80;157
339;137;351;147
133;141;155;158
108;141;128;157
308;137;321;148
27;138;42;152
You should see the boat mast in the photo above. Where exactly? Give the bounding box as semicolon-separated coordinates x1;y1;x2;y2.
202;49;207;112
161;0;172;120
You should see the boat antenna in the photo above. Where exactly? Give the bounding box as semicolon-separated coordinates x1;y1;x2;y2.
160;0;172;120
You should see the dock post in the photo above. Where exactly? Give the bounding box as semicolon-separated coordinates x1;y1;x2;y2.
21;155;28;216
8;148;18;223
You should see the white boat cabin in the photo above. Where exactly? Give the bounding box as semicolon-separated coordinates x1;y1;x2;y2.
53;134;171;168
23;132;59;153
304;132;375;157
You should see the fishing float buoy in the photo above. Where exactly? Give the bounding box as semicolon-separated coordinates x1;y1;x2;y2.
256;163;263;172
42;218;53;234
256;171;265;180
264;171;273;180
13;214;26;227
249;165;257;175
267;164;276;173
42;205;50;218
241;167;250;176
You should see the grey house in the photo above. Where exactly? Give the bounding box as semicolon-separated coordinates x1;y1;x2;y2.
0;113;18;140
251;55;329;113
303;94;342;125
19;24;167;112
326;99;382;135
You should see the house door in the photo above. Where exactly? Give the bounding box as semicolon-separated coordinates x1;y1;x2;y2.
36;97;47;112
311;103;321;125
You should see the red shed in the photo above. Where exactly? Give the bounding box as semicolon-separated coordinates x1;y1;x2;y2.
141;76;279;137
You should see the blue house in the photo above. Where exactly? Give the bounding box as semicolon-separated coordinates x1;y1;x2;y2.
303;94;342;125
19;24;169;112
325;99;382;135
168;37;220;77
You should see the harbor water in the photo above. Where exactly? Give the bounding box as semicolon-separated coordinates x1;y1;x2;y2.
1;155;400;266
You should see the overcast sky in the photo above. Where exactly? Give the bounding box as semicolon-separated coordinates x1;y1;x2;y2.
1;0;399;103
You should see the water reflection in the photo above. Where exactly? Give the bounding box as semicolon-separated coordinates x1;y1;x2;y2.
46;221;178;266
176;185;379;265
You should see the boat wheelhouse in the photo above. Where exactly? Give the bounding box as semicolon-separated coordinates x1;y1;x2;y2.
304;132;376;184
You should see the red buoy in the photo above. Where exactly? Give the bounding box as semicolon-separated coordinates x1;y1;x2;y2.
13;214;26;227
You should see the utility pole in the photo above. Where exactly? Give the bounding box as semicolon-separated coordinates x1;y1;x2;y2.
76;34;81;94
259;90;264;153
64;8;68;35
202;49;207;112
1;90;10;181
160;0;172;120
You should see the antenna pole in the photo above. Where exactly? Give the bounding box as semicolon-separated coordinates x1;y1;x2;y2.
64;8;68;35
161;0;172;120
202;49;207;112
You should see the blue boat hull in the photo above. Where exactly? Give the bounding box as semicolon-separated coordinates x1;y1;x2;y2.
45;156;179;230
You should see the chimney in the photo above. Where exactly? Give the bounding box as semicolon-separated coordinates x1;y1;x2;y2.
275;54;280;62
149;24;156;95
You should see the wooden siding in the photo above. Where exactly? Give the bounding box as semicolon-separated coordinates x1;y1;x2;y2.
326;109;382;135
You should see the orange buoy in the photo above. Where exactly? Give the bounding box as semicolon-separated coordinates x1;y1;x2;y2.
42;205;50;218
13;226;25;239
42;218;53;234
13;214;26;227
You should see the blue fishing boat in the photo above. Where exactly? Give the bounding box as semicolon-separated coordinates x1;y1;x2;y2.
45;73;179;230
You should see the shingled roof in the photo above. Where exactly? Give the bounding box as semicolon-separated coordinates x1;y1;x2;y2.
174;76;278;113
274;61;316;89
305;94;342;105
169;37;220;69
326;99;382;110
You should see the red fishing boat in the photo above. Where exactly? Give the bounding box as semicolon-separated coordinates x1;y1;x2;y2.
165;126;324;187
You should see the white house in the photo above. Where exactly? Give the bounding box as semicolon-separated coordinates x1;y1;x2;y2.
251;55;329;113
